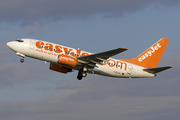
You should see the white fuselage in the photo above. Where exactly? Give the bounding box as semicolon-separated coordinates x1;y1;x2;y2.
7;39;155;78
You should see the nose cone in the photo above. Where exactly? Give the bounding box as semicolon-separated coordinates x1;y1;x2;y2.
7;42;10;47
7;41;15;50
7;41;15;48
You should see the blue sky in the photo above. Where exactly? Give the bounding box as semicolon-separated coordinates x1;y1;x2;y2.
0;0;180;120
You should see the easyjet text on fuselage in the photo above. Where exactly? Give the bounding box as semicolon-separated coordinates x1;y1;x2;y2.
35;41;128;71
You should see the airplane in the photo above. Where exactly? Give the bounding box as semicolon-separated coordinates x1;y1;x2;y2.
7;38;172;80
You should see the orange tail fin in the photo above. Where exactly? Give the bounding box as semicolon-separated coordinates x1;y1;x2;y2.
120;38;169;68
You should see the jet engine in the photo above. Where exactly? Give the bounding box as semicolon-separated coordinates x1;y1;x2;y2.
57;54;78;67
49;63;72;74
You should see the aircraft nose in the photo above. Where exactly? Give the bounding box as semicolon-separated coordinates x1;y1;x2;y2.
7;41;14;48
7;42;11;47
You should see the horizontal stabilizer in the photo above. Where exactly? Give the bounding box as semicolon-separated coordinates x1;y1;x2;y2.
143;66;172;74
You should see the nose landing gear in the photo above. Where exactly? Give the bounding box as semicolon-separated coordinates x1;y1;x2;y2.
20;58;24;63
16;52;25;63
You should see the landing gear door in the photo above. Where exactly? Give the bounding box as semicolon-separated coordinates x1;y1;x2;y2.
30;40;35;49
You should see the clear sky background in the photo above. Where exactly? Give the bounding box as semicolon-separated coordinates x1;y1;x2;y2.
0;0;180;120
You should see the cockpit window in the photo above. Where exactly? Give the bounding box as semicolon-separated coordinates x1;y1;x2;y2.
16;39;24;42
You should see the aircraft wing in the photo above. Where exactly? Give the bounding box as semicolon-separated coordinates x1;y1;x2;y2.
77;48;128;67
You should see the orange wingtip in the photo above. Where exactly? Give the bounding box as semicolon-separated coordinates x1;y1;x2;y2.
119;48;129;50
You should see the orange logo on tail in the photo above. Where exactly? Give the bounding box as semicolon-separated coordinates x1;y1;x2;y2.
119;38;169;68
138;43;161;62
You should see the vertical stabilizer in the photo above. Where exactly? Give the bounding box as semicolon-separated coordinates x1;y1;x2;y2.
120;38;169;68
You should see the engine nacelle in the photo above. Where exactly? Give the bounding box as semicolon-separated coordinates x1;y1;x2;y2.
58;54;77;67
49;63;72;74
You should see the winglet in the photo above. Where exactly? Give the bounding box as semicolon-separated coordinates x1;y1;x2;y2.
120;38;169;68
